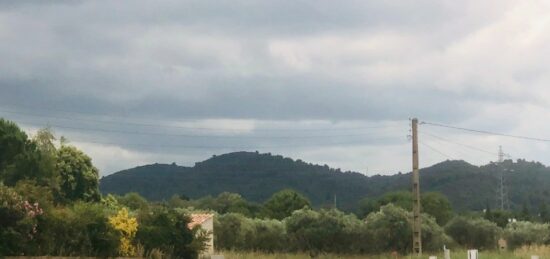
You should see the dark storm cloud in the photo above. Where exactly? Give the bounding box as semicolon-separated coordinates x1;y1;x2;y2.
0;0;527;123
1;0;549;175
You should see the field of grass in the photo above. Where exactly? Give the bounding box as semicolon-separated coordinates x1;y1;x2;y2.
221;247;550;259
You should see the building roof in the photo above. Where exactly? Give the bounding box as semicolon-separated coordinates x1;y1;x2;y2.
188;213;214;229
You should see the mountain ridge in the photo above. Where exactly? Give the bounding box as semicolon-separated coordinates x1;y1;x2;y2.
100;151;550;212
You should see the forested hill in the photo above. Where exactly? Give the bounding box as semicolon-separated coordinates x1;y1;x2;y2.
100;151;550;212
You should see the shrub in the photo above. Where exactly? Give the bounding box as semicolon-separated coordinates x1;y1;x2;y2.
445;216;501;250
0;184;40;255
109;207;138;256
214;213;256;250
505;221;550;249
364;204;450;254
285;208;362;254
135;207;198;259
35;202;120;257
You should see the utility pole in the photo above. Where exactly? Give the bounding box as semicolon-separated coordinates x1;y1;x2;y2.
411;118;422;256
496;146;509;210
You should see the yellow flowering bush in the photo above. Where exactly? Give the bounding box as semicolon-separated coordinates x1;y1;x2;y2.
108;207;138;256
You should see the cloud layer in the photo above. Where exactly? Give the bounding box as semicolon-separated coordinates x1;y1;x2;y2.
2;1;550;175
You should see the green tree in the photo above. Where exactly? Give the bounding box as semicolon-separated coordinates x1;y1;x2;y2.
358;191;453;226
56;146;100;202
135;207;199;258
504;221;550;249
485;209;513;228
0;119;29;175
195;192;253;216
365;204;450;254
35;202;120;257
422;192;453;225
116;192;149;211
445;216;500;250
539;203;550;223
214;213;255;251
263;189;310;220
358;191;413;218
0;120;55;187
285;208;362;255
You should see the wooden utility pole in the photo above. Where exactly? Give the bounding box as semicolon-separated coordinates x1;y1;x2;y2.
411;118;422;256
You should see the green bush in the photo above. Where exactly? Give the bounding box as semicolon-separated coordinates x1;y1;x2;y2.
0;184;37;256
285;208;362;254
35;202;120;257
249;218;287;252
263;189;310;220
136;207;198;259
504;221;550;249
214;213;256;250
445;216;501;250
364;204;450;254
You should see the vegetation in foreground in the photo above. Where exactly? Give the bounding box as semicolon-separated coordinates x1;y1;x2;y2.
0;119;207;258
3;118;550;258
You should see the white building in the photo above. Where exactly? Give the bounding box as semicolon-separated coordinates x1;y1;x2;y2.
188;213;215;256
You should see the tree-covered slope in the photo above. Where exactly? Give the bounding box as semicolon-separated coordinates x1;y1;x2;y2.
100;151;550;212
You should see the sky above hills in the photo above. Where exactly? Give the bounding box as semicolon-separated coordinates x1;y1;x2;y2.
1;1;550;176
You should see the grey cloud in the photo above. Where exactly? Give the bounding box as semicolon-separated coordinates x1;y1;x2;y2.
1;0;549;175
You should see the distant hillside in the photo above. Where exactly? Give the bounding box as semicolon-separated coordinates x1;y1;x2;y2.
100;151;550;212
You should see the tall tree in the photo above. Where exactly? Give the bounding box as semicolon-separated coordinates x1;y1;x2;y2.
56;145;100;202
422;192;453;225
263;189;310;220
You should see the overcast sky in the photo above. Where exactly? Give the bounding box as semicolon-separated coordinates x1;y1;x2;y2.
2;1;550;176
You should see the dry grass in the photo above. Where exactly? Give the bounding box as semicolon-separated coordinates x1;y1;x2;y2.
221;249;548;259
515;245;550;258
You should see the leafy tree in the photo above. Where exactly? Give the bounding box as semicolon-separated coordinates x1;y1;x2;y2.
249;218;287;252
0;119;29;175
539;203;550;223
520;203;531;221
135;207;199;259
358;191;453;226
35;202;120;257
263;189;310;220
364;204;450;254
214;213;256;251
0;120;56;187
504;221;550;249
445;216;500;250
56;145;100;202
116;192;149;211
364;204;411;253
485;209;513;228
422;192;453;225
195;192;254;216
285;208;362;255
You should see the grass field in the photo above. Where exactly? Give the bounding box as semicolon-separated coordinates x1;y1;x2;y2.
221;247;550;259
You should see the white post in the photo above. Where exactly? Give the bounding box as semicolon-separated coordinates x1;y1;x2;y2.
467;250;478;259
531;256;539;259
444;248;450;259
429;256;437;259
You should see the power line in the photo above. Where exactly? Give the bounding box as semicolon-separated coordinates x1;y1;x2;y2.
13;119;396;140
0;107;405;132
422;121;550;143
420;130;498;157
65;136;406;150
420;142;454;160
